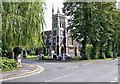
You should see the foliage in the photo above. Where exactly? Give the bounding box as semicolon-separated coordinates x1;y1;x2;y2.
63;1;120;59
2;49;8;57
26;55;38;59
13;47;23;60
13;47;22;55
74;55;81;60
86;44;93;59
1;57;17;71
2;2;45;52
44;56;49;59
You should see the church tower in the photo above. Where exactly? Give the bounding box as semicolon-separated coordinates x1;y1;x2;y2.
51;6;67;55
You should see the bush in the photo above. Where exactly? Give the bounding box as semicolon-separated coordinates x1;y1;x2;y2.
1;57;17;71
2;50;8;57
13;47;22;60
74;56;81;60
13;47;22;55
98;52;106;59
30;50;35;55
23;50;27;58
86;44;93;60
106;51;113;58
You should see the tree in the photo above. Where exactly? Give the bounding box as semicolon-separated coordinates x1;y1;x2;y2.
2;2;45;51
63;1;120;59
63;2;95;59
111;9;120;57
2;2;45;58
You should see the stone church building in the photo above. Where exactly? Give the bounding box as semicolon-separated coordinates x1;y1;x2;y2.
44;7;79;58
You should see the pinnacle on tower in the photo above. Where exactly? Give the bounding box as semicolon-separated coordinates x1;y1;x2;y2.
52;4;54;15
57;7;60;14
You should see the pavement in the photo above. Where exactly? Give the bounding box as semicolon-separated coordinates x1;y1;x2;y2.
0;63;44;82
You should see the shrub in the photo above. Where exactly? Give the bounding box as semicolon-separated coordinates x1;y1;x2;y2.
2;50;8;57
98;52;106;59
74;55;81;60
106;51;113;58
13;47;22;55
13;47;22;60
1;57;17;71
30;50;35;55
23;50;27;58
86;44;93;60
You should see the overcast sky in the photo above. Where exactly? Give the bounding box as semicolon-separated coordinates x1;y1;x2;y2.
44;0;64;31
44;0;120;31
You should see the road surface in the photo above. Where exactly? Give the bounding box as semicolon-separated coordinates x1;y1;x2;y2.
3;58;119;82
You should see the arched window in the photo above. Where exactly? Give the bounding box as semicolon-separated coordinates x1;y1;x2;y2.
53;30;56;36
60;23;62;28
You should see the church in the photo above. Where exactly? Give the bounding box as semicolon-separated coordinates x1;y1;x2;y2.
43;6;80;58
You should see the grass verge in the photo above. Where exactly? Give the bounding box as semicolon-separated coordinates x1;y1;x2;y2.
25;55;38;59
73;57;113;62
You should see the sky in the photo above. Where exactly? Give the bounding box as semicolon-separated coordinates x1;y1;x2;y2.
44;0;120;31
44;0;64;31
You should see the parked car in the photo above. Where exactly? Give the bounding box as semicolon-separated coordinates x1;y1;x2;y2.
53;53;62;60
65;54;72;61
53;53;57;59
38;53;44;60
53;53;72;61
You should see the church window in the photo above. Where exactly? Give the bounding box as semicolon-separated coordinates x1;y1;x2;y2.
60;23;64;28
53;38;56;45
53;23;55;28
53;30;56;36
60;23;61;28
62;23;64;28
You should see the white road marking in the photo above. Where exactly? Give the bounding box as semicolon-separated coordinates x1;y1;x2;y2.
22;70;31;72
44;74;74;82
114;77;118;80
110;81;117;82
110;76;119;82
0;65;44;82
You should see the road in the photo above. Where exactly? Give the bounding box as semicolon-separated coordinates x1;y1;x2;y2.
4;58;119;82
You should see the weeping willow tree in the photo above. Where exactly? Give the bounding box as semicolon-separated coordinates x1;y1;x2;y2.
2;2;45;52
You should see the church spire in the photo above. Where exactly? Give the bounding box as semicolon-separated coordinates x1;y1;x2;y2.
52;4;54;15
